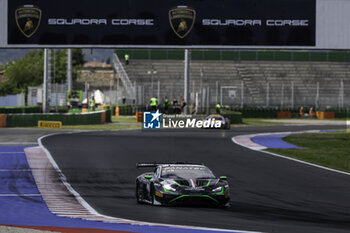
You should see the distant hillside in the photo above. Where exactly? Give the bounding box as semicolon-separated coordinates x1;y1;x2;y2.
0;49;114;65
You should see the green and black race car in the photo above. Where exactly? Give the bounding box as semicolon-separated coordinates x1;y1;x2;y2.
135;162;230;207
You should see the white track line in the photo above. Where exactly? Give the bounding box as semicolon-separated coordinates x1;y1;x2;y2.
33;132;261;233
232;130;350;177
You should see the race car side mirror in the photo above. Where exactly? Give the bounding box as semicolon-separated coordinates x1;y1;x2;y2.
219;176;227;180
144;175;153;179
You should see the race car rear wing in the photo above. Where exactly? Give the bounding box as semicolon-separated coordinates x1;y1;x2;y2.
136;162;203;168
136;162;159;168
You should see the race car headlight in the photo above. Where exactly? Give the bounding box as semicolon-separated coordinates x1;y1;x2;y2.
163;184;176;192
212;187;223;193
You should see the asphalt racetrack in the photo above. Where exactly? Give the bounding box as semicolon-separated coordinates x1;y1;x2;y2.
41;125;350;233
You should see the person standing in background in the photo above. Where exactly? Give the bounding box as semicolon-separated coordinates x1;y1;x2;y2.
89;95;96;111
150;96;158;111
124;54;130;65
216;103;221;114
299;106;304;118
163;96;169;113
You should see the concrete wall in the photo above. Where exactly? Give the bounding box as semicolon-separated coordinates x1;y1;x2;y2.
0;93;24;107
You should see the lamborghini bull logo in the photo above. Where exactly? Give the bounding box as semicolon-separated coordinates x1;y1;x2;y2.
177;19;188;33
169;6;195;39
15;5;41;38
24;20;34;32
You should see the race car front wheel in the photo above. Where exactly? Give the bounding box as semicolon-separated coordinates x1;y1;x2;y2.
136;182;142;204
150;183;155;205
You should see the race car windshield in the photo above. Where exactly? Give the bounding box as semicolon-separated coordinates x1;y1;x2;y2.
161;166;216;179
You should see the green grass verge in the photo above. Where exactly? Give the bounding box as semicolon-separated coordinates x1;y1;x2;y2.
238;118;349;127
239;118;289;126
61;124;140;130
112;116;137;123
266;132;350;173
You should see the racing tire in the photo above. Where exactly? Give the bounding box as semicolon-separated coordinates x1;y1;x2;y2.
135;182;142;204
150;183;155;205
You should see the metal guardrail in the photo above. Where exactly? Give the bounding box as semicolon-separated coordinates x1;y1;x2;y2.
113;53;136;99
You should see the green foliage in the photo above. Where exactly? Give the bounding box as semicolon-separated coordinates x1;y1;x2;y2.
0;49;85;96
52;49;67;83
0;80;18;95
52;49;85;83
71;49;85;81
1;50;44;95
117;104;141;115
0;106;41;114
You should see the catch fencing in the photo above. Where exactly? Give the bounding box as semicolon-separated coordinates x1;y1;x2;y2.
131;79;349;111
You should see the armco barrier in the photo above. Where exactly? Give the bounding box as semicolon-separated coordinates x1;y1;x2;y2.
5;111;106;127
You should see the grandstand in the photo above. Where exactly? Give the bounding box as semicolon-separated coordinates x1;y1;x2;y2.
114;50;350;109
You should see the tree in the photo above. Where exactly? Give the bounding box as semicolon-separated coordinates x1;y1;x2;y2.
71;49;85;81
0;49;85;95
52;49;85;83
0;49;43;95
0;80;16;96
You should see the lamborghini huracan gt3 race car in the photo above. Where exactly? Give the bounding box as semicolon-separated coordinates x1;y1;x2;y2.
135;162;230;206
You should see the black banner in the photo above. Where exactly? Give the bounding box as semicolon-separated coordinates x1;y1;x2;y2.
8;0;315;46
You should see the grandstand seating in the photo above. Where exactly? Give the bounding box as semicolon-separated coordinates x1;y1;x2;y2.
121;58;350;108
